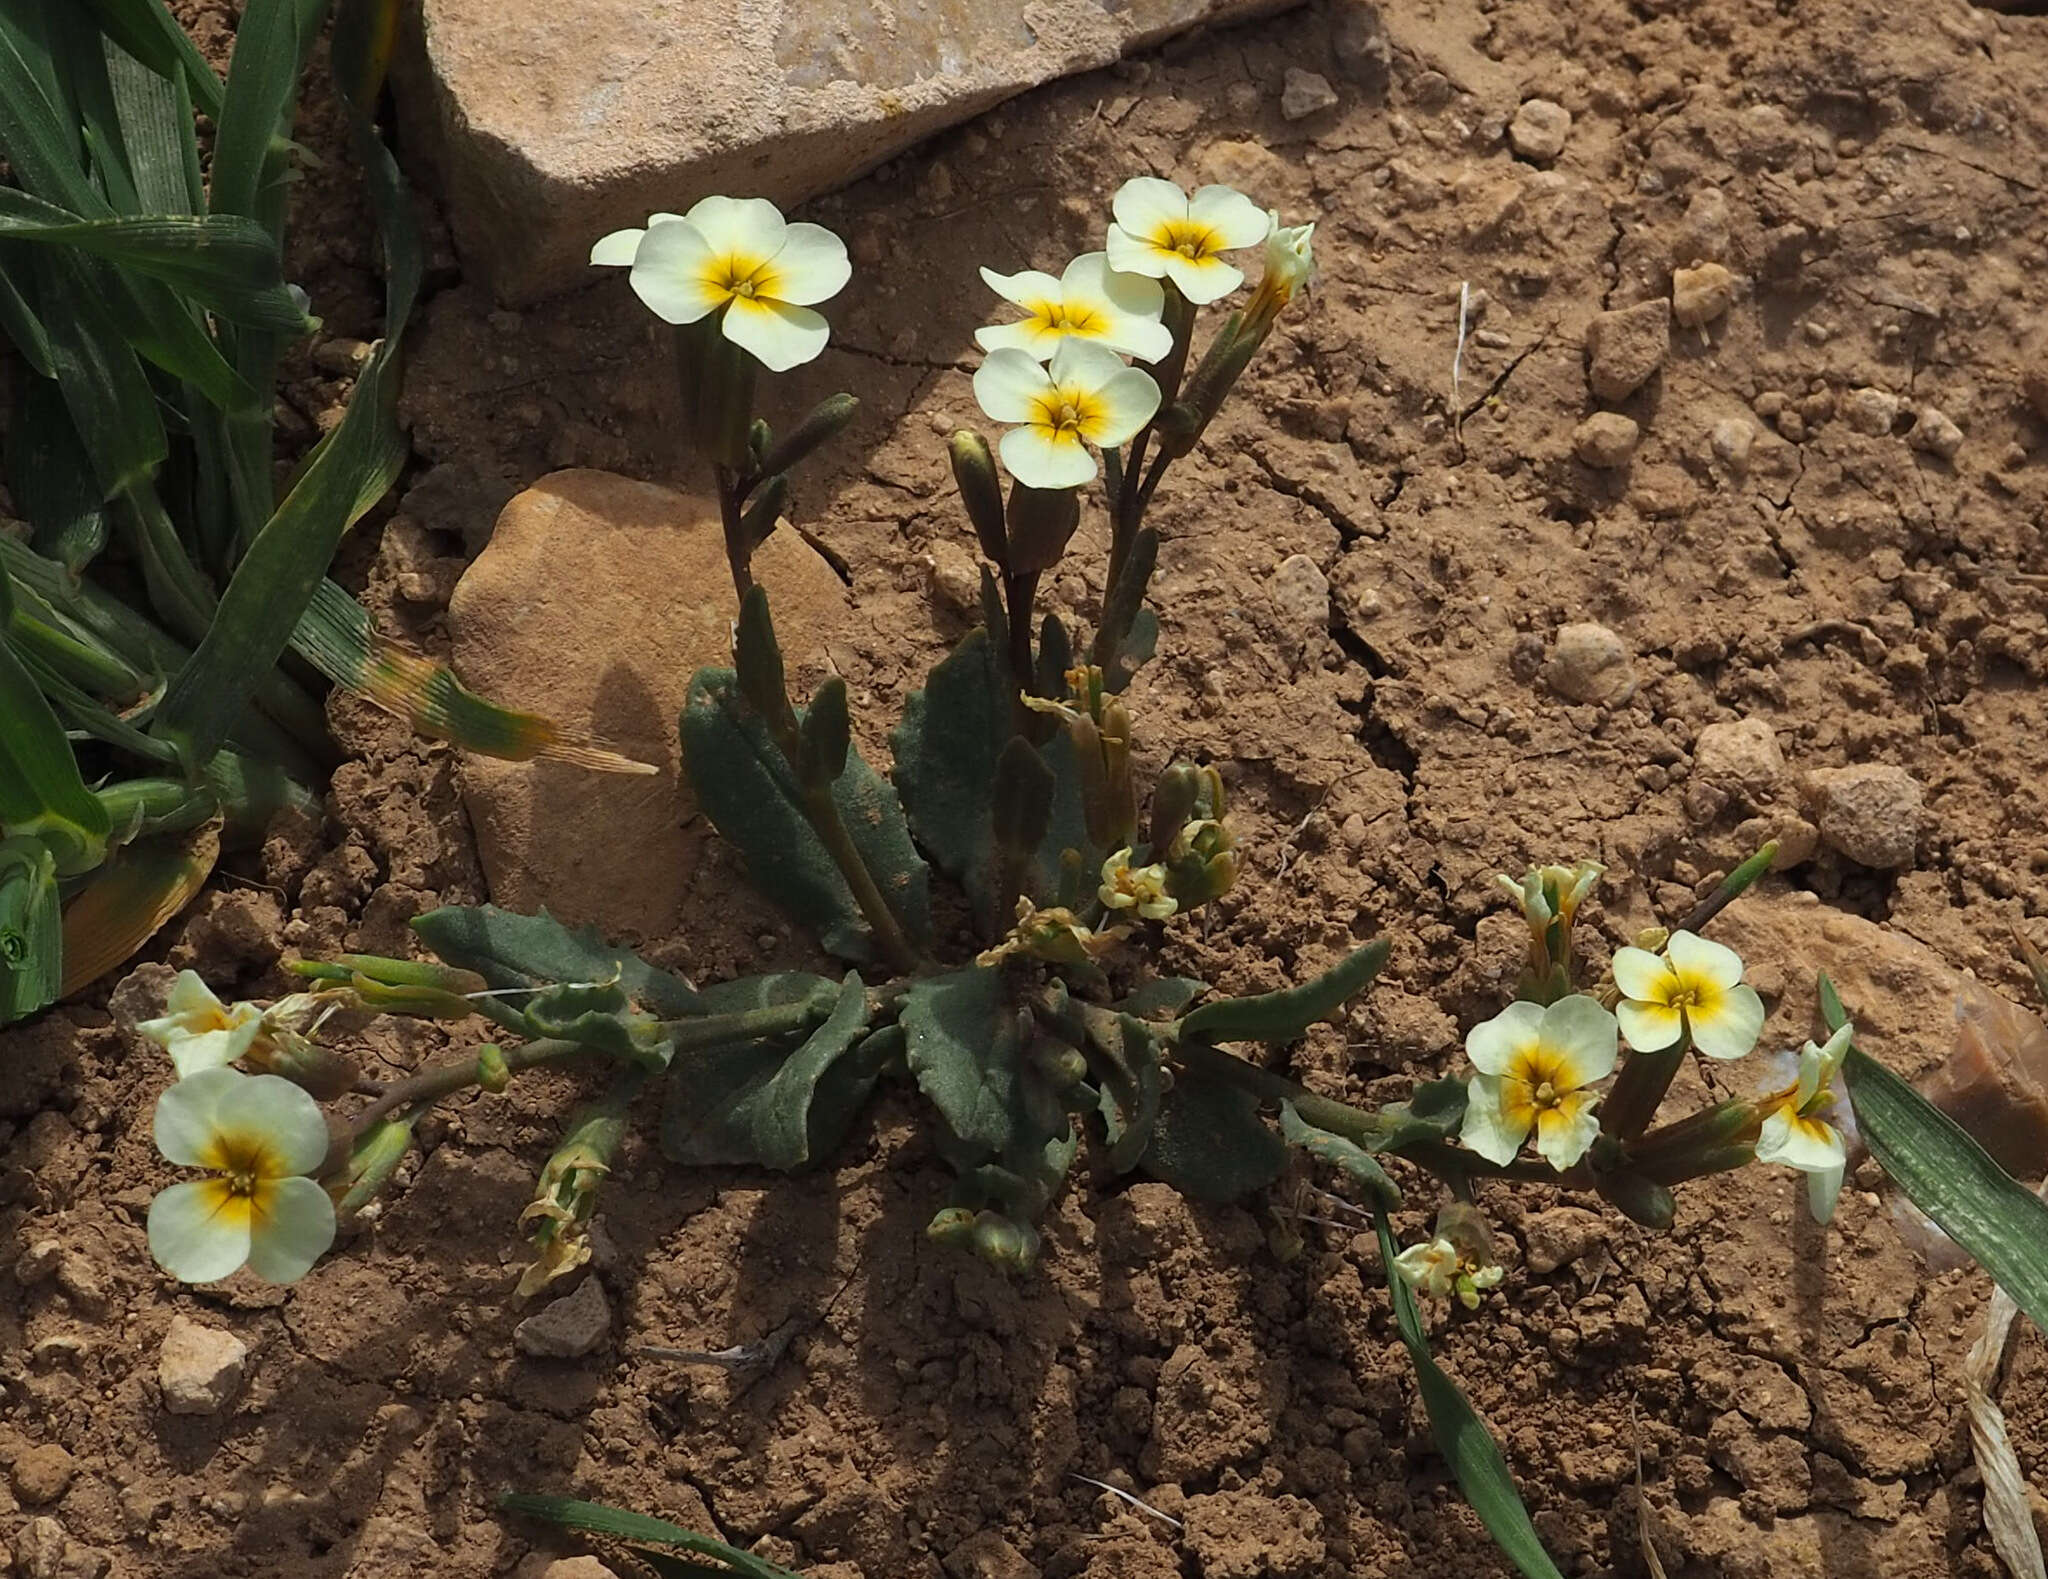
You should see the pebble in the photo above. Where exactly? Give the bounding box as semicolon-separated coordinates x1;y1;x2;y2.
1572;411;1640;468
1280;68;1339;121
311;337;372;376
13;1516;100;1579
1674;186;1731;265
1584;299;1671;401
945;1531;1041;1579
1694;718;1785;797
1522;1207;1608;1274
1909;404;1964;460
1711;418;1756;470
514;1276;612;1359
1840;387;1899;436
926;542;981;620
12;1444;77;1505
1671;262;1736;327
1804;764;1923;869
1508;98;1571;161
159;1315;249;1416
541;1560;625;1579
1544;622;1637;705
1330;0;1392;82
1268;554;1331;633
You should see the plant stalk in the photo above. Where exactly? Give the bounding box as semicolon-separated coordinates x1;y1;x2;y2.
351;1036;590;1136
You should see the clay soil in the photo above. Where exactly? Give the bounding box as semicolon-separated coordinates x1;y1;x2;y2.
5;0;2048;1575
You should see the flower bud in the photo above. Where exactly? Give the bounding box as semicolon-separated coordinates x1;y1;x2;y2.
969;1210;1041;1271
1242;217;1315;339
949;430;1009;568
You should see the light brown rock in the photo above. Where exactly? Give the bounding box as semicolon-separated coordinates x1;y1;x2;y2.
158;1315;248;1416
514;1275;613;1359
1571;411;1640;468
449;470;849;940
1544;622;1637;705
539;1560;624;1579
1909;404;1964;460
946;1531;1040;1579
1584;299;1671;401
1508;98;1571;161
403;0;1304;304
1672;262;1736;327
1840;387;1899;436
1802;763;1922;869
11;1444;76;1505
1692;717;1784;805
1280;67;1338;120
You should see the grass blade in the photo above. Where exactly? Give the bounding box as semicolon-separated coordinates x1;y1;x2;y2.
0;568;113;874
0;251;54;376
80;0;224;119
1372;1207;1566;1579
1822;974;2048;1331
206;0;303;228
0;835;62;1021
6;371;110;573
499;1494;803;1579
59;819;218;995
106;36;203;215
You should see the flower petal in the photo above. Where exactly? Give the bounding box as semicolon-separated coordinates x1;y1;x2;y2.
628;221;723;324
1666;929;1745;992
975;346;1055;423
1533;1089;1602;1171
1161;251;1244;305
1187;184;1272;249
173;1024;261;1078
1465;1000;1544;1076
1083;366;1162;447
999;424;1095;490
216;1073;332;1177
1046;336;1130;391
164;969;225;1020
589;226;645;267
1105;224;1170;280
680;194;787;260
1610;945;1672;1005
1541;993;1620;1087
1755;1107;1844;1172
1459;1073;1531;1164
244;1175;337;1283
154;1066;243;1167
1690;982;1765;1061
1616;999;1684;1054
1807;1163;1846;1223
769;221;851;305
1065;251;1162;316
148;1178;252;1283
1110;175;1191;240
974;319;1062;358
721;296;830;371
980;264;1064;309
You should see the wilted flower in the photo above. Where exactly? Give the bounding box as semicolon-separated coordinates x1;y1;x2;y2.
977;899;1121;970
617;196;851;371
1395;1234;1505;1308
1461;994;1620;1171
1098;848;1177;920
973;340;1160;489
147;1068;336;1284
1105;177;1271;304
975;252;1173;363
136;971;262;1078
1754;1022;1854;1221
1612;930;1765;1061
1242;215;1315;336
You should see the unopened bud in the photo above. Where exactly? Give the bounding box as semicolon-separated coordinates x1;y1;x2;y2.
948;430;1009;568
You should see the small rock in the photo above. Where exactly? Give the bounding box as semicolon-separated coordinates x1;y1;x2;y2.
1804;764;1923;869
927;541;981;620
515;1276;612;1359
1268;554;1330;633
1280;68;1339;120
1330;0;1391;83
1544;622;1637;705
540;1560;625;1579
1674;186;1731;265
13;1444;77;1505
159;1315;249;1416
1523;1207;1608;1274
16;1238;63;1284
1693;718;1784;804
945;1530;1040;1579
1909;404;1964;460
1508;98;1571;161
1572;411;1640;469
13;1516;94;1579
312;337;372;376
1840;387;1899;436
1672;262;1736;327
1584;299;1671;401
1711;418;1756;470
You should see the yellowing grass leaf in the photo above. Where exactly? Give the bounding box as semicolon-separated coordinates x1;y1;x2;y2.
58;819;218;995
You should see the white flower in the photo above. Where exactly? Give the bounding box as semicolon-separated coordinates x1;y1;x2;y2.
1243;215;1316;333
588;211;683;266
973;340;1160;489
1394;1235;1460;1297
135;971;262;1078
975;252;1173;363
623;196;851;372
1105;177;1271;305
1754;1022;1854;1222
1098;848;1177;920
148;1068;336;1284
1460;994;1620;1171
1612;930;1765;1061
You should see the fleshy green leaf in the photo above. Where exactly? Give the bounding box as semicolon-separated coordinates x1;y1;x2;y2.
1179;938;1390;1044
1373;1078;1470;1149
0;835;61;1022
660;972;872;1169
1281;1100;1401;1207
0;572;112;875
681;667;931;965
1138;1059;1287;1201
498;1494;803;1579
1373;1207;1566;1579
411;903;701;1017
902;966;1060;1158
1088;1010;1162;1173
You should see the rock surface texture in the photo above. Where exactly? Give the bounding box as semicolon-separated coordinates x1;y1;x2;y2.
448;469;849;939
402;0;1303;304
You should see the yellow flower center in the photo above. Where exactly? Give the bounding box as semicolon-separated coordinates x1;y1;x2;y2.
1031;385;1104;444
1154;219;1220;260
200;1130;281;1197
1508;1046;1577;1117
709;253;780;304
1030;299;1108;336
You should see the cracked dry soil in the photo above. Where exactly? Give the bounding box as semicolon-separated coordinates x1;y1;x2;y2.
4;0;2048;1575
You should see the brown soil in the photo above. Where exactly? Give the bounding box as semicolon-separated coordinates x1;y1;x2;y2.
5;1;2048;1576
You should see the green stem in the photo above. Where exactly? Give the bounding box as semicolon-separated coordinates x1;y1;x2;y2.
1108;282;1194;599
715;463;755;604
660;995;834;1050
799;780;921;974
1600;1041;1689;1141
350;1036;589;1136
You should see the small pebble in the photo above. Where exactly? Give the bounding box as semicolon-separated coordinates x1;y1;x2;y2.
1508;99;1572;162
1711;418;1756;470
1804;764;1923;869
1572;411;1640;469
12;1444;77;1505
1544;622;1637;705
1909;405;1964;460
1584;299;1671;401
514;1276;612;1359
1672;262;1736;327
1840;387;1899;436
159;1316;249;1417
1280;68;1339;121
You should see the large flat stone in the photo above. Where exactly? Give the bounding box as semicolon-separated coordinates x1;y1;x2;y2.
401;0;1303;305
448;469;850;940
